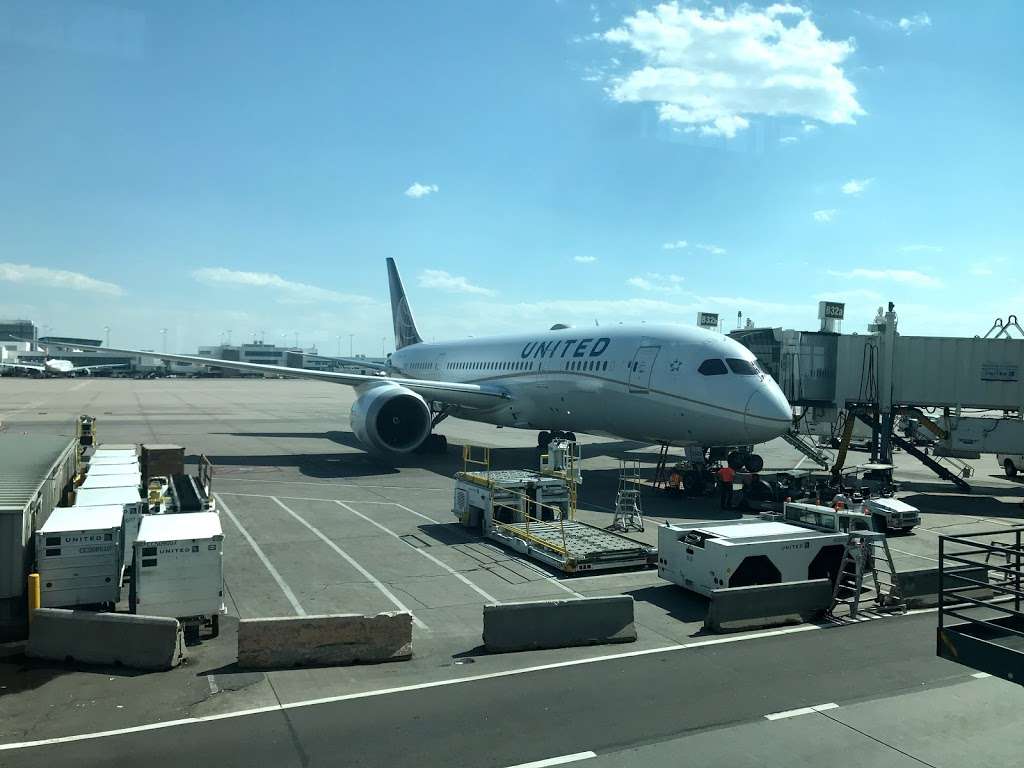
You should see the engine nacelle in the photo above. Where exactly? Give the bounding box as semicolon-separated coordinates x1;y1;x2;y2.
350;383;432;454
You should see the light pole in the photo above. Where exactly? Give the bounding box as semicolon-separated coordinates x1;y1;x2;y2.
226;329;232;346
349;334;354;356
336;335;342;356
160;328;168;353
294;332;299;349
381;337;386;357
103;326;110;347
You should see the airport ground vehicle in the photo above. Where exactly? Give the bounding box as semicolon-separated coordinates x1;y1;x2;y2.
998;453;1024;477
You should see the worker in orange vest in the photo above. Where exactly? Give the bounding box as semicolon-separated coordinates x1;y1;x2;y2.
717;464;736;509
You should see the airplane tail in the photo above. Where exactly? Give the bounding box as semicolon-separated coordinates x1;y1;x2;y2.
386;258;423;350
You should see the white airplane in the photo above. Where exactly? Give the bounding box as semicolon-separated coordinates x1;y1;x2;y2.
0;349;127;377
80;259;792;467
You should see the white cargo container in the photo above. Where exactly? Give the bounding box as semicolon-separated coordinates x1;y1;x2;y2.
85;461;140;476
658;518;850;597
130;512;224;642
80;472;140;490
35;506;124;607
75;486;142;508
89;454;140;467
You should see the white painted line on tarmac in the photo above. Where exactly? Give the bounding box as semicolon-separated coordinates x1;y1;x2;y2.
221;492;398;504
269;497;428;630
889;547;938;563
388;503;585;599
335;500;499;604
505;751;597;768
0;623;822;752
764;702;838;721
216;493;306;617
215;477;447;491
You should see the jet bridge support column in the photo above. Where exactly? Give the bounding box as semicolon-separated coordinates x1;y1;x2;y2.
874;303;899;467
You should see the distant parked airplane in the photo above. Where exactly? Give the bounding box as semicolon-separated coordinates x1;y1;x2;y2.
75;259;792;467
0;341;127;377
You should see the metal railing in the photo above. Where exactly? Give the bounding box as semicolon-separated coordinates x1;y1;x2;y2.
490;490;571;557
939;528;1024;644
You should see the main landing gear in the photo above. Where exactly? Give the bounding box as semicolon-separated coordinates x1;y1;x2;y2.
416;434;449;454
538;430;576;451
727;450;764;473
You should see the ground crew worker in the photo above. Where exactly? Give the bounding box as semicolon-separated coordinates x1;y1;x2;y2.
717;464;736;509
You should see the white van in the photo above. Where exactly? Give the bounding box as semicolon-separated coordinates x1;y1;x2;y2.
998;454;1024;477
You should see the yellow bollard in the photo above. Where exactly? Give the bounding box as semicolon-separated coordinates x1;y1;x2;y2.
27;573;40;622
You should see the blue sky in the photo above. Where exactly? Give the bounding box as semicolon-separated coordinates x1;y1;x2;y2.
1;1;1021;354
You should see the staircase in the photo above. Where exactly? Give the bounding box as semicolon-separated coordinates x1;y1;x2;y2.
782;431;832;469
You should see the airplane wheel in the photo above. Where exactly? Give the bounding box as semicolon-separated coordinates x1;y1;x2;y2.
743;453;764;473
538;431;551;450
727;451;745;470
434;434;448;453
565;432;577;442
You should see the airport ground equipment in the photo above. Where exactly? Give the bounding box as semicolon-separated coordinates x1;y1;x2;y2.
612;457;644;532
0;433;77;640
79;470;140;490
657;519;850;597
35;506;124;608
141;444;185;485
539;438;580;514
482;596;636;652
829;531;904;618
776;501;876;535
130;512;224;643
937;527;1024;683
781;430;832;469
454;448;655;573
74;484;144;510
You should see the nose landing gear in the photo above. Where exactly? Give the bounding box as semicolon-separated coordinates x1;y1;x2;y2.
727;450;764;473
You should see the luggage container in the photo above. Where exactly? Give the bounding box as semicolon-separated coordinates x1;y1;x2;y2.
85;461;140;476
35;506;124;607
80;472;140;490
89;454;140;467
74;486;143;508
130;512;224;643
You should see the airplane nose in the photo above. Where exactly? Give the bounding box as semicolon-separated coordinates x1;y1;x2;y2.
744;386;792;443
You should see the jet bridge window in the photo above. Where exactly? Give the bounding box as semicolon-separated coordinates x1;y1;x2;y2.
698;358;728;376
726;358;759;375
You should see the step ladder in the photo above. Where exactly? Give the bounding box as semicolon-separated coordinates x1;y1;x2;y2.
652;443;671;490
829;532;905;618
612;458;644;532
781;430;832;469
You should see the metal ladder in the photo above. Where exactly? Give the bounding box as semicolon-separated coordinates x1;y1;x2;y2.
781;430;832;469
830;532;905;618
612;457;644;532
652;443;671;489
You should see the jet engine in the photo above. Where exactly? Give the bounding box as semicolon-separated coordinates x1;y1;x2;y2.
350;383;432;454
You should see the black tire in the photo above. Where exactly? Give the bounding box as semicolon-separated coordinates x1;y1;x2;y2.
744;453;765;473
209;614;220;639
435;434;448;453
727;451;744;470
565;432;577;442
538;431;551;449
1006;459;1017;478
184;623;201;646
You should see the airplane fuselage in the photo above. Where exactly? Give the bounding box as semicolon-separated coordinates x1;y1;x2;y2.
387;324;791;447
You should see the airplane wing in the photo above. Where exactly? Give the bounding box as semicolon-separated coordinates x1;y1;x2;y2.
300;353;387;371
74;363;129;373
0;361;46;372
74;345;511;408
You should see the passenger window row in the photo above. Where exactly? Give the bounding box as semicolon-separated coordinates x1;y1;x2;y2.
446;361;535;371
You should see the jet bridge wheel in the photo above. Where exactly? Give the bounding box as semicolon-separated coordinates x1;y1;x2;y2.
1005;459;1018;478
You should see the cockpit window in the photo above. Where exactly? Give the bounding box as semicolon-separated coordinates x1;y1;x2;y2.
698;358;728;376
726;358;759;375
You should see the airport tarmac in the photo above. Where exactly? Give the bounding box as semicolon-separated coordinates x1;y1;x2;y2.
2;377;1024;765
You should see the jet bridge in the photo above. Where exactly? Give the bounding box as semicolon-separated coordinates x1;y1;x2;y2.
732;307;1024;491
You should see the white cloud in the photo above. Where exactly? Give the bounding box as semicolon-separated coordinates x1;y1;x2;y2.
0;262;124;296
780;135;799;144
802;122;819;133
418;269;495;296
601;3;864;139
898;13;932;34
192;267;374;304
628;273;685;293
662;240;688;250
574;255;598;263
841;177;873;195
695;243;726;255
815;288;883;304
813;208;837;222
827;268;941;288
969;265;993;277
404;182;439;198
899;244;943;253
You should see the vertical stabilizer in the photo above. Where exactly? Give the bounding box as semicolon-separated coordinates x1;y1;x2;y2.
386;258;423;350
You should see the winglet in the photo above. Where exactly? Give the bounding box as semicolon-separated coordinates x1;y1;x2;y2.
387;258;423;350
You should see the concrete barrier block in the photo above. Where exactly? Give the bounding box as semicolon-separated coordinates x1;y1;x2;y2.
237;612;413;669
26;609;185;670
483;596;636;653
898;566;991;609
705;579;832;633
